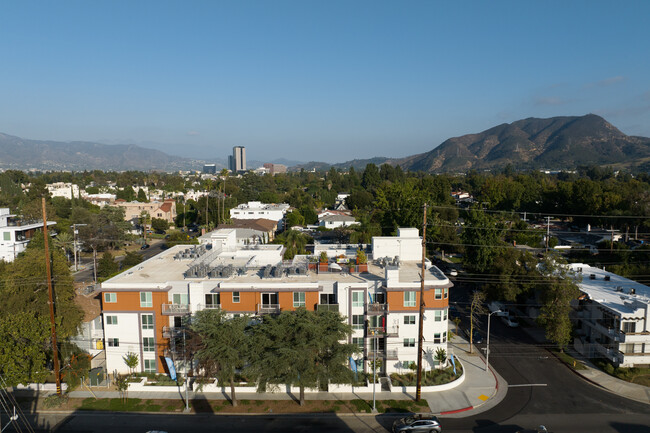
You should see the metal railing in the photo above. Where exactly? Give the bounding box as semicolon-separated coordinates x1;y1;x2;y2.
368;348;399;360
257;304;280;315
367;303;388;315
316;304;339;313
196;303;221;311
369;325;399;337
161;304;191;315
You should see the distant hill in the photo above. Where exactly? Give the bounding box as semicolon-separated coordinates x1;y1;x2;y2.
0;133;203;171
291;157;390;172
394;114;650;173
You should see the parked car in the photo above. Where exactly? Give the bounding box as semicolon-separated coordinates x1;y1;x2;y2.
472;331;484;344
448;269;458;277
449;305;460;318
392;414;441;433
501;315;519;328
140;244;150;250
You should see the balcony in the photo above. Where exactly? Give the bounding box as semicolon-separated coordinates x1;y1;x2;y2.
91;329;104;339
162;326;184;338
316;304;339;313
367;303;388;315
368;325;399;337
197;303;221;311
257;304;280;315
368;349;399;360
161;304;191;315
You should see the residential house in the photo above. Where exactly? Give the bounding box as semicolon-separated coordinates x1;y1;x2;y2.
98;227;452;375
229;201;290;228
81;193;116;208
319;214;358;229
46;182;80;200
113;199;177;225
0;208;56;262
218;218;278;242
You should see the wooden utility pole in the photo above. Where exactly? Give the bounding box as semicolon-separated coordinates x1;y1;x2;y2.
42;198;62;396
415;203;427;402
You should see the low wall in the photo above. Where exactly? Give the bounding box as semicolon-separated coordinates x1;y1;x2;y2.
14;383;69;392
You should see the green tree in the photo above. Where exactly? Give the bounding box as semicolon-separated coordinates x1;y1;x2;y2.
461;208;504;273
121;251;143;269
151;217;170;232
248;309;355;405
274;229;311;260
537;254;580;351
123;352;139;376
0;312;49;387
434;348;447;369
192;309;249;406
97;251;119;279
285;210;305;229
361;163;381;191
136;188;148;202
0;234;82;339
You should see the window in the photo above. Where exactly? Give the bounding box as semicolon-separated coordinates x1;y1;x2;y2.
434;333;441;343
352;337;364;350
444;308;448;321
403;338;415;347
435;288;442;300
140;292;152;308
107;338;119;347
172;293;188;305
404;315;416;325
143;337;155;352
293;292;305;308
402;360;414;369
435;310;442;322
144;359;156;373
141;314;154;330
404;291;416;307
443;331;447;343
232;292;240;303
106;316;118;325
623;322;636;333
352;291;364;308
3;232;9;241
352;315;364;330
444;288;448;299
104;293;117;303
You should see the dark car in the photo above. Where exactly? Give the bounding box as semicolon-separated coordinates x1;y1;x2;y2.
449;305;460;318
472;331;484;344
140;244;150;250
392;414;441;433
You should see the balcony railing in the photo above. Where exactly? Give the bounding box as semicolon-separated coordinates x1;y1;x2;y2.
367;303;388;315
368;325;400;337
196;303;221;311
161;304;191;315
257;304;280;315
368;349;399;360
316;304;339;313
162;326;184;338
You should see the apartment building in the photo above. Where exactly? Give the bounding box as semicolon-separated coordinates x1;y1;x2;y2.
229;201;290;225
46;182;80;200
99;228;452;376
570;263;650;367
113;198;177;225
229;146;246;173
0;208;56;262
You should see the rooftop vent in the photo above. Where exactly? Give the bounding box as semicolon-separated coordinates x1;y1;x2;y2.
604;275;611;281
589;274;596;280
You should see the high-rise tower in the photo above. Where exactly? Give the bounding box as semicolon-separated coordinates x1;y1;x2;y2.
229;146;246;173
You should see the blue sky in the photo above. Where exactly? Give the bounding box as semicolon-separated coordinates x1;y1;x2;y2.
1;1;649;164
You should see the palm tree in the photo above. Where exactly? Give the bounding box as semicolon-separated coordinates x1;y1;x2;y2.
278;229;310;260
53;232;74;263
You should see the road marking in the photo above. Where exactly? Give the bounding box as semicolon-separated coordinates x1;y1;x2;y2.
508;384;548;387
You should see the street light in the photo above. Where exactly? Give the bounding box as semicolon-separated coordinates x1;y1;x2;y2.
485;310;502;372
71;224;87;272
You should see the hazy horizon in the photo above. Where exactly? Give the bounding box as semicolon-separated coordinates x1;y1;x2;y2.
2;1;649;163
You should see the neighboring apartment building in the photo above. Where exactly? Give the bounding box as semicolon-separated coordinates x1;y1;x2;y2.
81;193;116;208
46;182;80;200
99;227;452;376
0;208;57;262
113;199;177;225
218;218;278;242
230;201;290;225
319;214;358;229
569;263;650;367
263;163;287;175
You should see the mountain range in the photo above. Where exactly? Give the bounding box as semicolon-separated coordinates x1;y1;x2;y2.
2;114;649;173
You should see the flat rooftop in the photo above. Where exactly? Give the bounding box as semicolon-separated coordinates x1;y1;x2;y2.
102;244;451;289
569;263;650;315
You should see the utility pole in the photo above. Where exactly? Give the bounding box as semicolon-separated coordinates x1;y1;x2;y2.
42;198;62;396
415;203;427;402
610;225;614;253
545;216;551;252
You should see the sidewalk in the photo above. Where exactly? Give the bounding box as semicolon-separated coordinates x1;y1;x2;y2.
521;326;650;405
63;334;504;417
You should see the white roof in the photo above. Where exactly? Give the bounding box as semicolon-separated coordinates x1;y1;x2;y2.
569;263;650;316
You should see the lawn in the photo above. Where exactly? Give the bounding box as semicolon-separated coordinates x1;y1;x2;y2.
592;360;650;386
32;396;431;414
